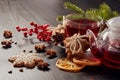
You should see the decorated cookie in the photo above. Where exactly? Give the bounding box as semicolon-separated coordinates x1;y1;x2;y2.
63;34;89;59
8;53;43;68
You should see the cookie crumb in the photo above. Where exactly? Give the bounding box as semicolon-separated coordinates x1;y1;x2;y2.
29;50;33;53
19;68;23;72
14;42;17;45
23;50;26;52
8;70;12;74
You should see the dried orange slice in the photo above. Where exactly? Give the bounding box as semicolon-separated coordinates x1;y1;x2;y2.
73;57;101;66
56;58;85;72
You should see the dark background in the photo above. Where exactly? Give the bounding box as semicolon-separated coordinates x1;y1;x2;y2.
35;0;120;26
0;0;120;80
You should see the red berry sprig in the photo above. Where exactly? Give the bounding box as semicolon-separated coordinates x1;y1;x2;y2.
16;22;52;42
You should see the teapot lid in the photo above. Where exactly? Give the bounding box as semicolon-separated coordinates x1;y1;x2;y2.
106;16;120;32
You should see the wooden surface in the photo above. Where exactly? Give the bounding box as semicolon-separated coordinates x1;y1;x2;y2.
0;0;120;80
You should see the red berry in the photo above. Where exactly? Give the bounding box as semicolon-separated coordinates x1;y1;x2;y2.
16;26;20;29
23;32;28;37
29;28;33;32
17;28;21;32
16;26;21;32
44;24;49;28
16;22;52;42
21;27;28;31
34;24;37;27
45;36;51;41
37;25;42;30
30;22;34;26
37;35;42;40
34;28;38;33
28;32;32;36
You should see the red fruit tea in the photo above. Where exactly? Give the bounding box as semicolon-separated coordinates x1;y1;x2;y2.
64;19;100;37
90;39;120;69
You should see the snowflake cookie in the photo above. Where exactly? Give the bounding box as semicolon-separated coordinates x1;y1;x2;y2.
8;53;43;68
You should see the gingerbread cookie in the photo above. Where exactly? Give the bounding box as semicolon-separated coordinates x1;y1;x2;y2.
8;53;43;68
63;34;89;59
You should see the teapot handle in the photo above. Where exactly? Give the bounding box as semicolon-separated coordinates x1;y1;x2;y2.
86;28;109;47
86;29;97;46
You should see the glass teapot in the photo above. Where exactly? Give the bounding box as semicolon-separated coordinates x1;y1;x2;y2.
87;16;120;69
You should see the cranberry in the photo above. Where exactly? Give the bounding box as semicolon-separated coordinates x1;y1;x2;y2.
21;27;28;31
23;32;28;37
16;26;21;32
28;32;33;36
44;24;49;28
45;36;51;41
29;28;33;32
34;24;38;27
37;35;42;40
30;22;34;26
16;22;52;41
34;28;38;33
16;26;20;29
17;28;21;32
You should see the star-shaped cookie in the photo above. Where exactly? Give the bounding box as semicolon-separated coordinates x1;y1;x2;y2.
8;53;43;68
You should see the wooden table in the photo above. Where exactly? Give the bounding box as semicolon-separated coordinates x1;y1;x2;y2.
0;0;120;80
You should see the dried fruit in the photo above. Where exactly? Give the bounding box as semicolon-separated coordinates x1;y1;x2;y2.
73;57;101;66
56;58;85;72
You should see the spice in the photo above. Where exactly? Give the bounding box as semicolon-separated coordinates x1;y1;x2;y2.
19;69;24;72
8;70;12;74
3;30;12;38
